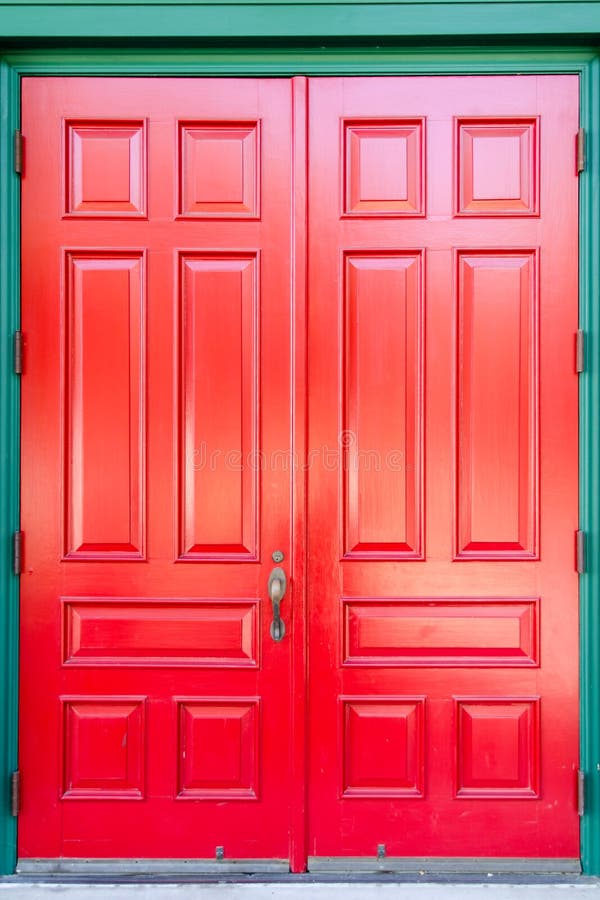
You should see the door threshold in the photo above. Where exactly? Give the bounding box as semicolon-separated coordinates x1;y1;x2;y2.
307;858;582;876
17;857;583;878
16;859;289;876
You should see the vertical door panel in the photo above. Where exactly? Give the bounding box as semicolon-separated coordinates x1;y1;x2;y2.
456;250;538;558
307;75;579;860
343;251;423;559
65;251;145;559
178;252;259;560
20;77;294;861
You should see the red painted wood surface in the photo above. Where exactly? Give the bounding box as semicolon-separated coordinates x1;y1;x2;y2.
307;76;579;859
20;78;295;860
21;73;579;866
289;75;309;874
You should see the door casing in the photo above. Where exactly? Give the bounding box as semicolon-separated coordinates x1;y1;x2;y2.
1;44;599;875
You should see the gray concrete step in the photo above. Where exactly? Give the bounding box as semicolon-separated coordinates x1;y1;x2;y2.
0;882;599;899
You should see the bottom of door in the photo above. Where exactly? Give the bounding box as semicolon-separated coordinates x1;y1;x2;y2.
16;856;583;878
16;859;289;876
307;858;581;876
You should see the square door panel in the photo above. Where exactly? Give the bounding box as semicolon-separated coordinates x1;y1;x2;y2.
178;122;259;217
341;697;425;798
455;698;540;798
456;118;539;216
176;698;259;799
61;697;146;799
65;121;146;217
343;120;424;216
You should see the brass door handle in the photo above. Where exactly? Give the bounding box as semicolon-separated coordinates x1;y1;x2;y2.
268;566;287;642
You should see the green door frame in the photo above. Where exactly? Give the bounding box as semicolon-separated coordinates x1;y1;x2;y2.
1;35;599;877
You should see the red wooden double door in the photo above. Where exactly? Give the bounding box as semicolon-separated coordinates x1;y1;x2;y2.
20;75;579;868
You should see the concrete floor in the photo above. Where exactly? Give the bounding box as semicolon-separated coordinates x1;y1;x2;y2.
0;883;599;899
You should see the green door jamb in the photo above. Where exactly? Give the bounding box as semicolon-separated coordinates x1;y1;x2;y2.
0;58;20;877
0;43;599;877
579;53;600;878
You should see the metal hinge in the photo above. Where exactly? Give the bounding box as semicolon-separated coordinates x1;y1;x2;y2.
13;131;23;176
577;530;586;575
13;531;23;576
578;769;585;817
577;128;586;174
576;330;585;373
10;770;20;817
13;331;23;375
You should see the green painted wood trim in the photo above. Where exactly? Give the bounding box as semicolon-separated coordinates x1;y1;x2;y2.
0;2;600;38
3;0;597;6
579;54;600;878
1;46;598;75
0;45;598;876
0;59;20;876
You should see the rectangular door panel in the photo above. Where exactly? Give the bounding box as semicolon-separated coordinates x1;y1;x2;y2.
178;252;259;560
456;250;538;559
343;251;423;559
64;251;145;560
342;597;539;667
62;598;259;667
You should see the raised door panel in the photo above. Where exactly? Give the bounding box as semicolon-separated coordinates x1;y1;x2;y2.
178;121;259;218
65;120;147;217
64;251;145;560
456;250;538;559
176;699;259;799
456;118;538;216
455;698;540;798
342;598;539;667
342;697;425;798
62;598;258;667
343;119;424;216
178;253;259;560
343;251;423;559
62;698;146;800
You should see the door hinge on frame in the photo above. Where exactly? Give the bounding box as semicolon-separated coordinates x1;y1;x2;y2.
578;769;585;817
10;770;20;817
13;131;23;176
576;330;585;373
576;530;586;574
577;128;586;174
13;531;23;576
13;331;23;375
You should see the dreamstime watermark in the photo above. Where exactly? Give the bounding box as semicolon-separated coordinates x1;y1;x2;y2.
190;430;408;473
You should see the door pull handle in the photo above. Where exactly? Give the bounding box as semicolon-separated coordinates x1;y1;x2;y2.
268;566;287;642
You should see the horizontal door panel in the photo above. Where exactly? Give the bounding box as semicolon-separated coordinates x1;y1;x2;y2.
342;597;538;666
62;598;258;667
